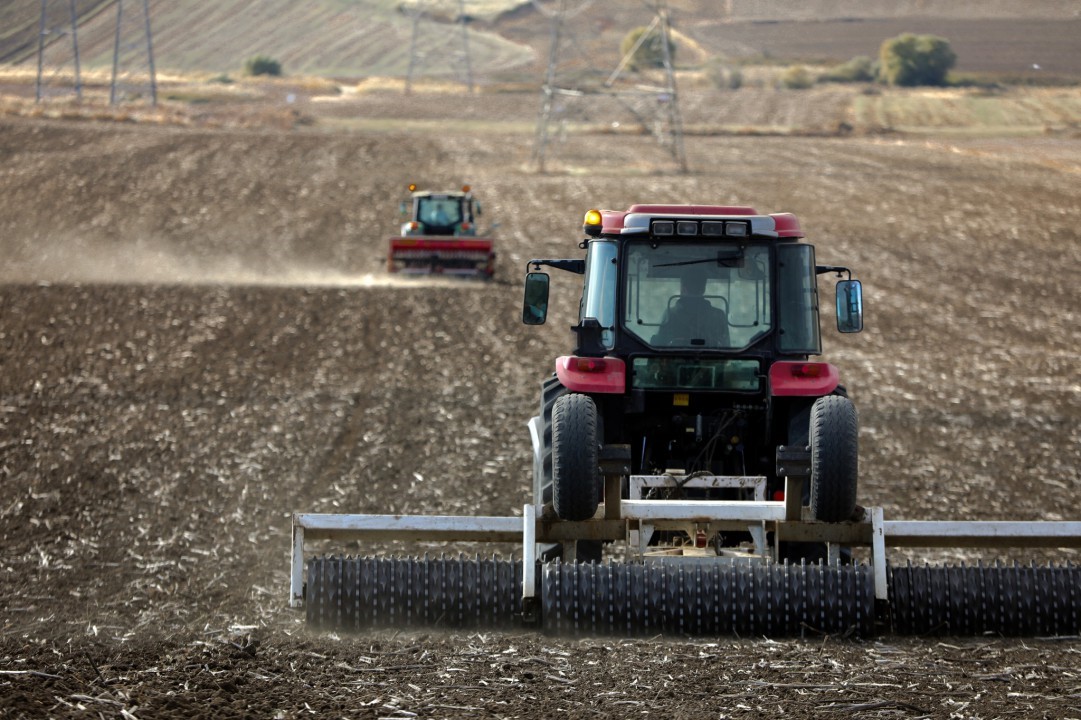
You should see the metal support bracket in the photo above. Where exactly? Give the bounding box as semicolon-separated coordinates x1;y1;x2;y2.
522;504;539;622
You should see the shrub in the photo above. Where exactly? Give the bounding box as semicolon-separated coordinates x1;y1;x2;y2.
779;65;813;90
878;33;956;87
818;56;876;84
245;55;283;77
705;59;743;89
619;26;676;71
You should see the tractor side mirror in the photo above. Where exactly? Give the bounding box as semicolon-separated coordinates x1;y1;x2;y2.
836;279;864;333
399;201;409;215
523;272;550;325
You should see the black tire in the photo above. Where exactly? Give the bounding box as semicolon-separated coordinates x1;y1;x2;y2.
809;395;858;523
551;393;601;522
536;375;568;508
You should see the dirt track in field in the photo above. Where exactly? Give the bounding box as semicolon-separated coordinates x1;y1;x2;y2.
1;108;1080;718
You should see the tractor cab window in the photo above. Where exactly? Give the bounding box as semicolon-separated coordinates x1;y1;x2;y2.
581;240;618;349
417;196;463;230
776;244;822;355
623;240;772;350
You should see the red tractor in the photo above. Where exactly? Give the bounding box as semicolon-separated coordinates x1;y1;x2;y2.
523;204;864;561
387;184;496;279
295;202;1081;637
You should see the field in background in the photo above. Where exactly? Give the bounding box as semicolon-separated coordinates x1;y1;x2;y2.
4;66;1081;142
4;0;1081;143
688;16;1081;83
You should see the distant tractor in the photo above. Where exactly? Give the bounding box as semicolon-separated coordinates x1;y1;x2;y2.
387;184;496;279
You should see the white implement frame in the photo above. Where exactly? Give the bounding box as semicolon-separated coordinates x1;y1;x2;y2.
290;475;1081;609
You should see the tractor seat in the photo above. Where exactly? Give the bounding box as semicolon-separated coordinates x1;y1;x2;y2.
651;296;729;347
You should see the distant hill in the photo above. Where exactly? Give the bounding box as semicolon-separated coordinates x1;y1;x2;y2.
0;0;113;64
5;0;1081;82
10;0;536;79
682;0;1081;21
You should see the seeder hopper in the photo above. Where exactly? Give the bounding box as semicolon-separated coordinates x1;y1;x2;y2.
293;204;1081;637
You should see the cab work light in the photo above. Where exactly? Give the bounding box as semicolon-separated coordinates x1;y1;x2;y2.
726;222;750;237
677;221;698;236
701;221;724;236
652;220;675;236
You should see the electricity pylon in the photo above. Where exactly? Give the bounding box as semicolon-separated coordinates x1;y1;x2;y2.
405;0;476;94
532;0;687;173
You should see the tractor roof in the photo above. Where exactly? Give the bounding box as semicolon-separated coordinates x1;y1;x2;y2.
413;190;469;198
409;184;474;199
593;204;804;239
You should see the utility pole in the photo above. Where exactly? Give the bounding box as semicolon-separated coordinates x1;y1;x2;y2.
656;1;687;172
404;3;424;95
458;0;474;93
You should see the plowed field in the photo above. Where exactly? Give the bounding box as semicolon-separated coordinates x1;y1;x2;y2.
1;114;1080;718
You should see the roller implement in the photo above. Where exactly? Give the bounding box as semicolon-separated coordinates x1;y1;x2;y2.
293;204;1081;637
387;184;496;279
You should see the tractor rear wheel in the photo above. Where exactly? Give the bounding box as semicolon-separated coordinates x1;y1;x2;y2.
809;395;858;523
551;393;601;522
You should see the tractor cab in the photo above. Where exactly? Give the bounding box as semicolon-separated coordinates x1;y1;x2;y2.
524;204;862;373
400;184;481;237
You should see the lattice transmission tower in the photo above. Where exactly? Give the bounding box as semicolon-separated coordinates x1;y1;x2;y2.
34;0;157;106
35;0;83;102
108;0;157;106
404;0;476;94
531;0;687;174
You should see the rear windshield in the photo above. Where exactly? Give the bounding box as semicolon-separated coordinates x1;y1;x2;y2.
622;240;772;350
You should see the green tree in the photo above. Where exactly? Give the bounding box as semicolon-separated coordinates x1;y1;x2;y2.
878;33;956;87
245;55;283;77
780;65;813;90
620;26;676;71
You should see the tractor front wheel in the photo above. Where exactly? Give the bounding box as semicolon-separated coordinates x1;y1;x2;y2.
809;395;859;523
551;393;601;522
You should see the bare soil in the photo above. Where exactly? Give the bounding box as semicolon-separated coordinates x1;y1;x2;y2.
1;107;1080;718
